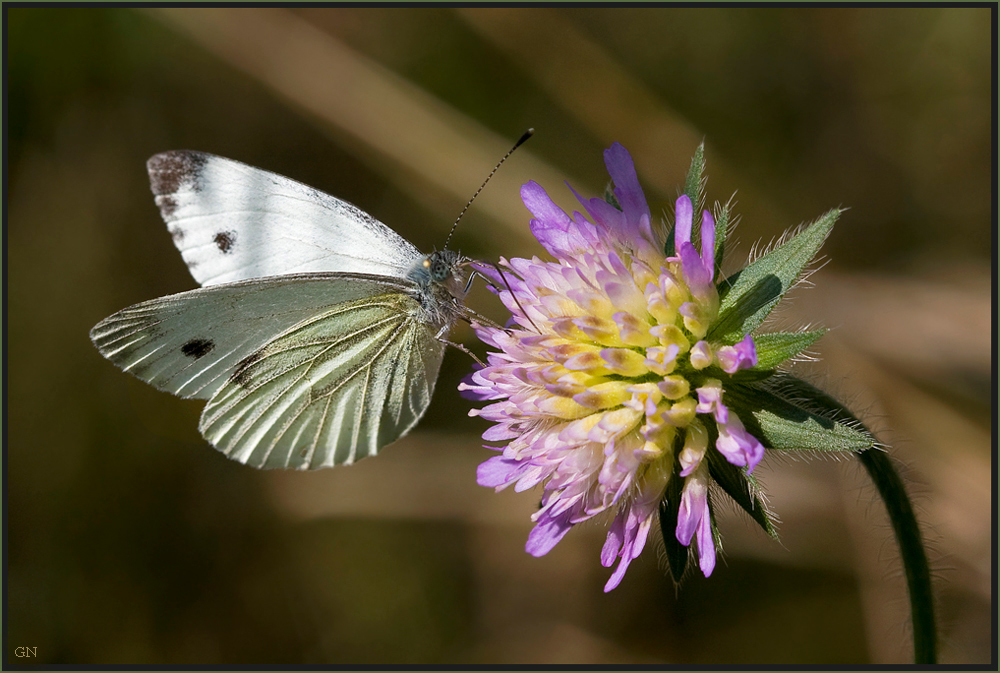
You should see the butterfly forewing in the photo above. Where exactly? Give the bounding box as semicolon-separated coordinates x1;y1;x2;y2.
199;292;444;469
148;151;422;286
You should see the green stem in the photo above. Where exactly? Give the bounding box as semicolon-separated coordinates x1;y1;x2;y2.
857;448;937;664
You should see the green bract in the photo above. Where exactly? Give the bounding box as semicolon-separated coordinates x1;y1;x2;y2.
668;144;877;560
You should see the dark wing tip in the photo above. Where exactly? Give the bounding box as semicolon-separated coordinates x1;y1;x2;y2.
147;150;210;196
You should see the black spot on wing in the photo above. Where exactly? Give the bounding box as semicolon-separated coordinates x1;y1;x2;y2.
168;225;184;243
147;151;208;196
181;338;214;359
231;348;265;388
214;231;236;254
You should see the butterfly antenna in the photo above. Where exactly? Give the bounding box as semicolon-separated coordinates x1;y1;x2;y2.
444;128;534;250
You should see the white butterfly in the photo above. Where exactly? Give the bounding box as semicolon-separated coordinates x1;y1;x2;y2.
91;150;486;470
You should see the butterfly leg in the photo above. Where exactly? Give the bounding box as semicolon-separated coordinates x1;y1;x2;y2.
458;261;540;334
456;304;507;332
477;261;542;334
463;270;479;295
433;325;486;368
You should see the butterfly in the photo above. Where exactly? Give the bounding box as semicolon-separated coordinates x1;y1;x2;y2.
90;137;529;470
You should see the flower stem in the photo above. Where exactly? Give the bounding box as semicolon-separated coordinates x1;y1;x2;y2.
857;448;936;664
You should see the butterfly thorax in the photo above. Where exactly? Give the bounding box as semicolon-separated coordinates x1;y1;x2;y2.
406;250;467;330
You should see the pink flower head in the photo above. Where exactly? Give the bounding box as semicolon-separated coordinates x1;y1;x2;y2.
463;143;765;590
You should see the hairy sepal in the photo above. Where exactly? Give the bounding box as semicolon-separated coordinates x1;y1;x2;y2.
709;209;839;344
726;375;876;453
707;446;778;539
750;329;827;371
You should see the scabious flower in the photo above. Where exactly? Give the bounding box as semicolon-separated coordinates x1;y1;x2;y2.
460;142;936;663
463;143;874;592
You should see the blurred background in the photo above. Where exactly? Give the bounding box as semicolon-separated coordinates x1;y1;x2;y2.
7;7;993;665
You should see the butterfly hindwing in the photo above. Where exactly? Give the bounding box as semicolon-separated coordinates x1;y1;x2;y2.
89;273;420;402
199;291;445;470
148;151;422;286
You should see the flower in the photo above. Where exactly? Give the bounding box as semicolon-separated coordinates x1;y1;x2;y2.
458;141;930;659
462;143;772;591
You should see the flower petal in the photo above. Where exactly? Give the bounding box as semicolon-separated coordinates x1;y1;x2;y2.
716;413;766;473
696;503;716;577
568;182;625;239
602;497;657;592
674;195;693;248
477;455;528;490
521;180;569;226
604;142;650;241
601;512;626;567
482;423;520;442
676;471;708;546
700;209;716;274
696;380;729;424
679;241;712;291
522;181;597;257
715;334;758;373
526;510;574;557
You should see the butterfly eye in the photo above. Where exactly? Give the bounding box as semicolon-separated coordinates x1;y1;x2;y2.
431;259;451;281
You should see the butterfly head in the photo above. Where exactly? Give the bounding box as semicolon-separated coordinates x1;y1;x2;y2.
429;250;461;283
406;250;469;329
410;250;464;287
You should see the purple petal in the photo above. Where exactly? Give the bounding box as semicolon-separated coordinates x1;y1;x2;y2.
601;512;626;567
627;511;653;561
602;504;654;592
603;143;650;239
458;385;487;401
695;383;728;424
675;503;697;547
482;423;519;442
674;195;693;248
715;334;757;374
675;477;708;546
603;554;633;592
469;260;502;286
700;209;716;274
569;210;603;248
477;455;528;489
525;511;574;557
677;471;716;576
735;334;757;368
696;505;716;576
568;183;624;235
521;181;578;257
514;464;552;492
521;180;569;226
458;368;493;401
678;241;712;290
715;415;765;473
637;214;658;252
